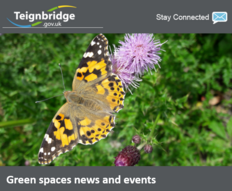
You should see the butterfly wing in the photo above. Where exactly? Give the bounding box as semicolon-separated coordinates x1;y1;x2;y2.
73;33;125;113
72;33;112;90
38;34;125;164
71;34;125;145
38;103;79;164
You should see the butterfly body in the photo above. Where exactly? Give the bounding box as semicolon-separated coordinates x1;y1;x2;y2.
38;34;125;165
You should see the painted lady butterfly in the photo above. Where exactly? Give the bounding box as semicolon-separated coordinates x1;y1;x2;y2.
38;34;125;164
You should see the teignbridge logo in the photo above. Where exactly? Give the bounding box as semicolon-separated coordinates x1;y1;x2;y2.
7;5;76;28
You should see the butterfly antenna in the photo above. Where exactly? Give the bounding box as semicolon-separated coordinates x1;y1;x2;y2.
35;94;63;103
35;63;66;103
59;63;66;92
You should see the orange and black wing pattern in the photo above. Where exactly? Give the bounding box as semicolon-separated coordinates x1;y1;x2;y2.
72;34;112;90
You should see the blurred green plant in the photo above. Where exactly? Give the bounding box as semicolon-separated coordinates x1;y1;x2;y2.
0;33;231;166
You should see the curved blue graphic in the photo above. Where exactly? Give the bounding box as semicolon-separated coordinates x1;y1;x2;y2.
7;18;31;28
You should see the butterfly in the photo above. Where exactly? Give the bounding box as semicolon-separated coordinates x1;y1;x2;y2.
38;34;125;164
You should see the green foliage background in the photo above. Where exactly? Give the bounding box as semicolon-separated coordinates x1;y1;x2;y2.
0;33;232;166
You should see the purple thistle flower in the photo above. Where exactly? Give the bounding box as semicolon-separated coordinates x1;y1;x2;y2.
116;33;163;76
111;34;165;91
110;52;141;90
114;146;141;166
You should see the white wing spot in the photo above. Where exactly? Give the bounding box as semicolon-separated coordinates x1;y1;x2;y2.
98;50;102;55
44;153;47;155
97;42;100;45
45;134;52;144
99;45;102;48
57;150;62;156
48;138;52;144
72;145;76;149
48;152;50;155
39;148;44;153
91;41;96;46
89;52;94;57
51;147;56;152
84;52;94;58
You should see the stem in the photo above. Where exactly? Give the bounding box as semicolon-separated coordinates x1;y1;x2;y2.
137;142;147;150
142;79;154;88
148;112;161;140
0;118;36;128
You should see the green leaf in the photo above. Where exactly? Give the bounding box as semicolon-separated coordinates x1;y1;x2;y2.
226;117;232;138
175;94;189;108
209;121;227;140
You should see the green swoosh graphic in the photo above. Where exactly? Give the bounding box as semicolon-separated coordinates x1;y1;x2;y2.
31;21;42;26
47;7;58;12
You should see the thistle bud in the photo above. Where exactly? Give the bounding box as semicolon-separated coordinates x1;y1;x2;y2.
144;144;153;153
114;146;141;166
25;160;30;166
132;135;141;144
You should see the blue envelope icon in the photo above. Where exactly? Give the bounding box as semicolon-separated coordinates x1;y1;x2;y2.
212;12;228;24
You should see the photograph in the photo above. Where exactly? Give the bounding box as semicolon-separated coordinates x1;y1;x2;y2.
1;33;231;166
